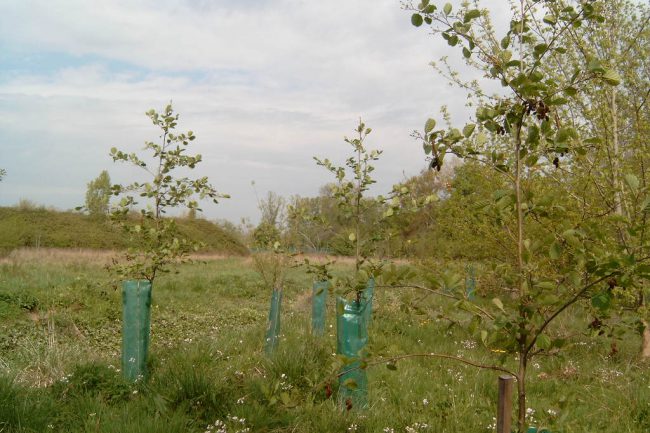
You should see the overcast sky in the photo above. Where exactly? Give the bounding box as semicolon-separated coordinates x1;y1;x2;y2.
0;0;511;224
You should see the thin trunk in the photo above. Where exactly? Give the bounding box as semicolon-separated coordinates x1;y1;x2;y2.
611;87;625;218
517;357;527;433
515;3;527;431
355;144;362;272
515;119;527;432
642;319;650;358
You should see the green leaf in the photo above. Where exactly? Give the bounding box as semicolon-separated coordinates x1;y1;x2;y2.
555;127;577;144
543;14;557;25
587;59;605;73
536;334;551;350
411;13;424;27
641;196;650;212
463;47;471;58
533;43;548;57
462;124;476;138
443;3;452;15
463;9;481;23
601;68;621;86
424;118;436;134
536;281;556;290
624;174;639;192
591;291;611;311
492;298;505;312
563;230;582;249
386;362;397;371
549;241;561;260
547;97;568;106
563;86;578;97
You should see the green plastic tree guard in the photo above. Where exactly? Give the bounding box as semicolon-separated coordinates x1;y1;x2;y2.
465;264;476;301
336;295;370;409
265;288;282;355
121;280;152;382
311;280;329;336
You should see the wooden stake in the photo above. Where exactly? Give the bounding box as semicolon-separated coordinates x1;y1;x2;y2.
497;375;514;433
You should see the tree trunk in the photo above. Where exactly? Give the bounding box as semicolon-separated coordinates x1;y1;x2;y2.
642;320;650;359
517;357;527;433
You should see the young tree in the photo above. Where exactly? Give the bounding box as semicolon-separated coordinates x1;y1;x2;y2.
110;103;228;283
402;1;649;430
85;170;111;217
315;120;382;297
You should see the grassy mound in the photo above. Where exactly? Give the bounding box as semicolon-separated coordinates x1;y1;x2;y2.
0;207;248;255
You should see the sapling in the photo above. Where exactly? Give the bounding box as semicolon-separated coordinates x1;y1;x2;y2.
109;103;228;282
314;120;386;408
315;120;383;301
108;103;227;380
253;244;293;354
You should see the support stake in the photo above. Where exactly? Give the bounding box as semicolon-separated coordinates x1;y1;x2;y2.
497;375;514;433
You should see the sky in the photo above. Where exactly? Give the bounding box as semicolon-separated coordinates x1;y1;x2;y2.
0;0;511;224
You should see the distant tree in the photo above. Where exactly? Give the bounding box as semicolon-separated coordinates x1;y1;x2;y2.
0;169;6;181
257;189;286;228
85;170;111;217
252;188;286;249
286;194;337;252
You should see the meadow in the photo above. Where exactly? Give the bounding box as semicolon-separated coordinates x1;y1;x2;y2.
1;249;649;433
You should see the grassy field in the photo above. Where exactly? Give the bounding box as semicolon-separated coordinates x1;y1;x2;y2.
1;250;649;433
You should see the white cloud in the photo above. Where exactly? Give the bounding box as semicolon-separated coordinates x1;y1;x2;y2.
0;0;512;223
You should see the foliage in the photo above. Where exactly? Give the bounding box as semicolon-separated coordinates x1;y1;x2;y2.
84;170;112;217
404;0;650;430
109;103;228;282
252;221;281;250
541;0;650;355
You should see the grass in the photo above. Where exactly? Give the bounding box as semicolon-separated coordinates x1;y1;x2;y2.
0;251;649;432
0;206;248;255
